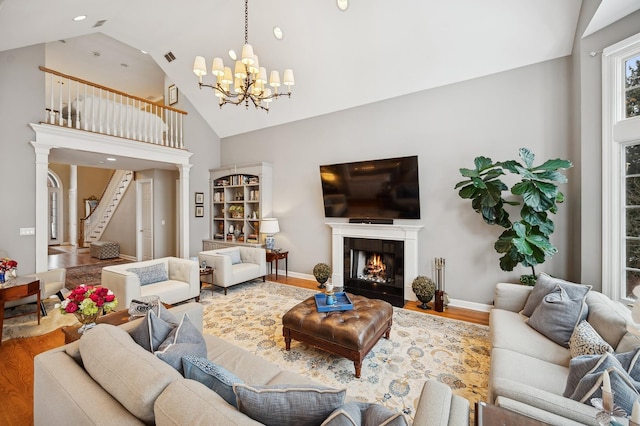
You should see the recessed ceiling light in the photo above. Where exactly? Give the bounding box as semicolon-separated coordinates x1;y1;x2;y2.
73;15;87;21
273;27;283;40
141;50;148;54
229;49;237;61
337;0;348;11
106;157;117;162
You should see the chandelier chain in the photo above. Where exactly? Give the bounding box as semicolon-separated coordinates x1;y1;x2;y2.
244;0;249;45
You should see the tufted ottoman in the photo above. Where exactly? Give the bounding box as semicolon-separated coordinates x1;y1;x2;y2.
282;293;393;378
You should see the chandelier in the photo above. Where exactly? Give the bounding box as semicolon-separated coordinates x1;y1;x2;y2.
193;0;294;112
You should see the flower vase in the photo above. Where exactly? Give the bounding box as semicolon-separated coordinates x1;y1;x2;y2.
74;311;100;334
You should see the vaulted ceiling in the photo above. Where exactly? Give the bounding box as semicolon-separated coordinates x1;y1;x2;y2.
1;0;639;138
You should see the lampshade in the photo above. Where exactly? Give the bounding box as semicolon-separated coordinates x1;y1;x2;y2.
260;218;280;234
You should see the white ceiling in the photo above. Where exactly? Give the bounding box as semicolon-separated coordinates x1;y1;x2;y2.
1;0;639;140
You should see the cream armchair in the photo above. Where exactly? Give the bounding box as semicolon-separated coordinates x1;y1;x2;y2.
4;268;66;316
101;257;199;308
199;246;266;295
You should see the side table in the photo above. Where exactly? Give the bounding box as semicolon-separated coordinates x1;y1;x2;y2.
199;266;214;298
0;277;41;345
266;250;288;279
475;402;549;426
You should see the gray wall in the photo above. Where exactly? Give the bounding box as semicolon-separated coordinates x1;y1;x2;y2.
0;44;44;272
222;57;575;305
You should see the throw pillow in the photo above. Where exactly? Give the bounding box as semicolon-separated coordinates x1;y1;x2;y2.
233;384;346;426
130;309;175;352
564;350;640;414
522;273;591;317
227;249;242;265
569;320;614;358
127;262;168;286
155;314;207;374
182;355;244;408
526;285;587;348
321;402;407;426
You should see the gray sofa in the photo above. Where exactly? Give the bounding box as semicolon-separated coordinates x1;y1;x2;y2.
489;281;640;425
34;303;470;425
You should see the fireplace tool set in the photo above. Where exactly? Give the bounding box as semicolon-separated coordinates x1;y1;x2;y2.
434;258;448;312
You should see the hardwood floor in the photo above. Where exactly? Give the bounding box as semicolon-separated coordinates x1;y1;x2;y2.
0;249;489;425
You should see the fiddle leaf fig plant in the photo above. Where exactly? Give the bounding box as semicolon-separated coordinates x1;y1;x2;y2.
455;148;572;278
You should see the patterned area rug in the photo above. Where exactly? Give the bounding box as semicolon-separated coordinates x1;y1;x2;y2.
200;281;490;423
65;258;132;290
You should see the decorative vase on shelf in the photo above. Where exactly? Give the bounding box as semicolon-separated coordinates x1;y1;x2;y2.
74;311;100;334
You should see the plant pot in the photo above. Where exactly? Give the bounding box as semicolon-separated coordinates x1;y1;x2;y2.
416;293;434;310
316;277;328;289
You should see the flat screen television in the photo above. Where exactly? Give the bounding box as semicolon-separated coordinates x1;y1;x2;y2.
319;155;421;219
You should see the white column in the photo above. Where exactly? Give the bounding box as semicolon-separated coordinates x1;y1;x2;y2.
69;165;78;247
176;163;193;258
31;142;51;272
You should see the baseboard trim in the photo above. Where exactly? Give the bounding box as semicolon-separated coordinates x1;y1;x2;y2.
119;254;136;261
448;298;492;313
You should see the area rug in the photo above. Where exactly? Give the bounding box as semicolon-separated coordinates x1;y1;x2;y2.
65;258;132;290
200;281;490;423
1;297;77;342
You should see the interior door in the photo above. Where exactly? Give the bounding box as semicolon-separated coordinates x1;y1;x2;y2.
136;179;153;261
48;186;63;245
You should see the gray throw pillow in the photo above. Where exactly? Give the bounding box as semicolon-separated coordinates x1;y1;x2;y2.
131;309;175;352
522;273;591;317
127;262;168;286
564;350;640;414
155;314;207;374
526;285;587;348
321;402;407;426
182;355;244;408
227;249;242;265
569;320;614;358
233;384;346;426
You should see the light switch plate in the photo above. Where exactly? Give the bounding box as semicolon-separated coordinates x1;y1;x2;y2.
19;227;35;236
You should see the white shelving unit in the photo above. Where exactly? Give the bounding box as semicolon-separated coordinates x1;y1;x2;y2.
203;162;272;250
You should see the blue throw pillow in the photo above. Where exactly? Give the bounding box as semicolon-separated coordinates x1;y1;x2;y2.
182;355;244;408
322;401;407;426
227;249;242;265
127;262;168;286
155;314;207;374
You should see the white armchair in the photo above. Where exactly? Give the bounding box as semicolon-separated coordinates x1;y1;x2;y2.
4;268;66;316
199;246;266;295
101;257;199;308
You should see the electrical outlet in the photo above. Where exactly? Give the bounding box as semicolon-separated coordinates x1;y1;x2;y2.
19;227;35;236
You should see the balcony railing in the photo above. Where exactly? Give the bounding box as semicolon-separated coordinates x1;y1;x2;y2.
40;66;187;149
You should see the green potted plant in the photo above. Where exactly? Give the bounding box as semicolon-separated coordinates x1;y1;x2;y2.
313;263;332;289
454;148;572;283
412;276;436;310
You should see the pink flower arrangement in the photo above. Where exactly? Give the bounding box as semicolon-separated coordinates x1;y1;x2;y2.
59;285;118;316
0;258;17;272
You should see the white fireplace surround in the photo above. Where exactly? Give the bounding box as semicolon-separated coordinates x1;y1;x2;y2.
327;221;423;302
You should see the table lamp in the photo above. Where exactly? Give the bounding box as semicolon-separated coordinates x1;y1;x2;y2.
260;218;280;250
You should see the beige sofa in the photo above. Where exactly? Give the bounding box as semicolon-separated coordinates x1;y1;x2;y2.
101;257;199;308
489;281;640;425
34;302;470;425
199;247;267;295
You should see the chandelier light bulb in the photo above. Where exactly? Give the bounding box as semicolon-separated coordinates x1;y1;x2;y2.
283;69;295;86
212;57;225;76
241;44;255;65
222;67;233;85
257;67;267;85
193;56;207;83
269;70;281;88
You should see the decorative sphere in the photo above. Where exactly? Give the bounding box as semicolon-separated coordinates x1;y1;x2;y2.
412;276;436;304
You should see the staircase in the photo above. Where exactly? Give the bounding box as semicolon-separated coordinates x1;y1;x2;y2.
82;170;134;246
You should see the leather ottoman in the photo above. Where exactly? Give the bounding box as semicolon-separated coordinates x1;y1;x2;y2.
90;241;120;259
282;293;393;378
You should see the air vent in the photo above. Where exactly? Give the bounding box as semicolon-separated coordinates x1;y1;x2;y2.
164;51;176;62
93;19;107;28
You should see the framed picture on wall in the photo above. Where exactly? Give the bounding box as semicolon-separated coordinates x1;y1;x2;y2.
168;84;178;105
195;205;204;217
195;192;204;205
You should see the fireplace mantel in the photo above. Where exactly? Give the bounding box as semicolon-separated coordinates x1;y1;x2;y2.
326;221;424;302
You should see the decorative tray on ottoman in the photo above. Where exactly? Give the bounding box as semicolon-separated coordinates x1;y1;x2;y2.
315;292;354;312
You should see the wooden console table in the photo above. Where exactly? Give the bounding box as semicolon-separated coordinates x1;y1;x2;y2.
0;276;41;345
266;250;288;279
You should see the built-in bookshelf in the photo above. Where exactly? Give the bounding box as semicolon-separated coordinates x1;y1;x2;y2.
205;162;272;249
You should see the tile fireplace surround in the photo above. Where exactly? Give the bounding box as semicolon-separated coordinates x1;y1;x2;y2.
327;221;424;302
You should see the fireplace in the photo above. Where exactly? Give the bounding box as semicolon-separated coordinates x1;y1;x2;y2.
343;238;404;307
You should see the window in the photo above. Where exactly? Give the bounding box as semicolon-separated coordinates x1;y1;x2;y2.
603;33;640;301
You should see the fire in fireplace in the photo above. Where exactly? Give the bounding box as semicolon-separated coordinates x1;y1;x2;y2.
343;237;404;307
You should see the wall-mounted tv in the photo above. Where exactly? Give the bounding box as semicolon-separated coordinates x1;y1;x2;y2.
319;155;421;220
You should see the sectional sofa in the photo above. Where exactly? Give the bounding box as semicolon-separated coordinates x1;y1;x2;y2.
489;275;640;425
34;302;470;425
